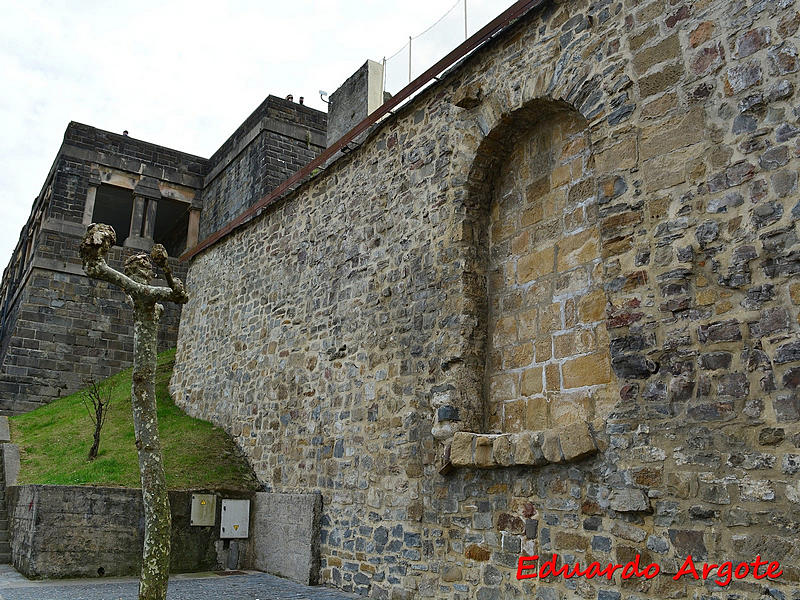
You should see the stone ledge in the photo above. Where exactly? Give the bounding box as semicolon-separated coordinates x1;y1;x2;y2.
0;416;10;443
448;421;600;469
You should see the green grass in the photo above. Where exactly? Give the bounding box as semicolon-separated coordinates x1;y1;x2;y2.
10;349;259;490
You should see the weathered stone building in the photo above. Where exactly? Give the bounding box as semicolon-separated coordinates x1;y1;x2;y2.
170;0;800;598
0;96;325;413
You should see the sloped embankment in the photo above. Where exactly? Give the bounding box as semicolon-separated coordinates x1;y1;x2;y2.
10;349;258;490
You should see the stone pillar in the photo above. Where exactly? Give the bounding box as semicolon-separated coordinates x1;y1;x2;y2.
186;208;201;251
82;187;97;226
82;171;101;226
125;177;161;251
143;198;158;239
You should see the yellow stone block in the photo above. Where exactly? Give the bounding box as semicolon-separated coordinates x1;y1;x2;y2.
489;374;516;402
556;228;600;272
578;288;607;322
525;397;549;430
517;307;538;339
536;338;552;362
697;289;714;305
521;366;543;396
790;283;800;305
518;246;555;283
716;300;732;314
554;328;595;359
450;432;475;466
546;363;561;391
492;316;517;347
562;352;612;388
504;343;533;369
502;401;526;434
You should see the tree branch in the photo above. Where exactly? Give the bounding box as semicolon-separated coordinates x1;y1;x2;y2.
80;224;189;306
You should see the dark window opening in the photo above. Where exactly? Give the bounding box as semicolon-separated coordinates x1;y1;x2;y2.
92;185;133;246
153;198;190;257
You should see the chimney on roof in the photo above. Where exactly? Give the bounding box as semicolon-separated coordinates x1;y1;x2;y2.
299;96;304;105
123;130;129;136
286;94;294;102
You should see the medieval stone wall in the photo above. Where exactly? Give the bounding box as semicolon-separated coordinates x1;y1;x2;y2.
173;0;800;597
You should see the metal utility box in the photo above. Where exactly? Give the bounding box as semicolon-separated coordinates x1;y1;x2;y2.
220;499;250;538
190;494;216;527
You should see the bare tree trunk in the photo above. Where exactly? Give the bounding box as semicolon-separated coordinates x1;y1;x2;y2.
132;302;171;600
80;224;188;600
88;401;102;460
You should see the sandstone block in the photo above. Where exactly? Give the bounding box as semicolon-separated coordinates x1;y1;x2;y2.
475;435;493;467
545;363;561;391
790;283;800;305
525;397;548;430
558;421;597;461
578;288;607;322
639;63;684;99
595;136;637;172
512;431;546;466
556;229;600;272
493;434;514;466
503;343;533;369
521;366;543;396
562;352;612;388
633;34;681;74
518;246;555;283
489;374;516;402
554;328;595;359
450;432;475;466
640;108;705;161
542;431;562;463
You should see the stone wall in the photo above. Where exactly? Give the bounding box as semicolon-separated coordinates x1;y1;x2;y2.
200;95;326;239
6;485;252;578
0;244;185;414
0;123;201;413
173;0;800;597
0;95;326;414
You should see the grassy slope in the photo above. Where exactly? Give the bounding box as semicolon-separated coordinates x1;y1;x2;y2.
10;349;258;490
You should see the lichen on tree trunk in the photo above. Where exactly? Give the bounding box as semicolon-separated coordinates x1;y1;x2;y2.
80;223;188;600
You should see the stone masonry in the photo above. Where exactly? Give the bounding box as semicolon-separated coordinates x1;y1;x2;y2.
5;486;252;578
171;0;800;598
0;96;326;413
0;124;201;413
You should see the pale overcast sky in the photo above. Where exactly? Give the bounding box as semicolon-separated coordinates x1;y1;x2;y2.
0;0;512;269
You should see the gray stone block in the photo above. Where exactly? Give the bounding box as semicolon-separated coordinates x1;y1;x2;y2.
3;444;19;487
248;492;321;585
0;417;10;443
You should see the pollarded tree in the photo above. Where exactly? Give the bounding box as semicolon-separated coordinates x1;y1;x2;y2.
80;223;189;600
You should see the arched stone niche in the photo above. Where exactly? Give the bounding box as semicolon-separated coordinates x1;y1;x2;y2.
437;98;616;470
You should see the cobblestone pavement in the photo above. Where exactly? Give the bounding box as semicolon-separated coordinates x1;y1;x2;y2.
0;566;360;600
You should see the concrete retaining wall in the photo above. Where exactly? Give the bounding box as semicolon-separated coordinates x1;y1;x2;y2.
7;485;252;579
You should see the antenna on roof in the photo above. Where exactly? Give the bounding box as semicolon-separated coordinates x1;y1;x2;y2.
319;90;329;105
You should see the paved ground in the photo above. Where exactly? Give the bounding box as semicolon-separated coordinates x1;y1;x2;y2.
0;566;360;600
